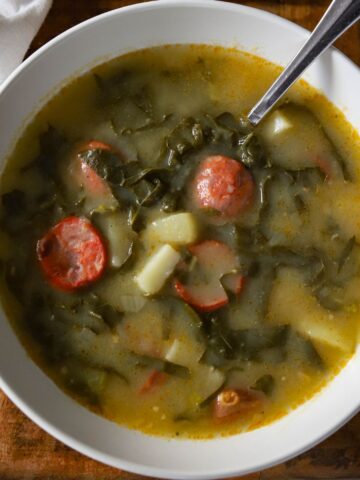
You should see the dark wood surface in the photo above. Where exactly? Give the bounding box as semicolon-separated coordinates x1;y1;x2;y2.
1;1;360;479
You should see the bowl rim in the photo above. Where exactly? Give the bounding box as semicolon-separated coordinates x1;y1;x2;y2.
0;1;360;479
1;0;360;99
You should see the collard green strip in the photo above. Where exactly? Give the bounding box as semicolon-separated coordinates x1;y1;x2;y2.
253;374;275;395
79;148;125;185
338;236;356;273
1;189;26;215
28;125;69;178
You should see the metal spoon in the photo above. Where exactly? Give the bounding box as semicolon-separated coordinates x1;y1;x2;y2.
248;0;360;126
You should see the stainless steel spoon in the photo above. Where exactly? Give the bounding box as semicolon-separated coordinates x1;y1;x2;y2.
248;0;360;126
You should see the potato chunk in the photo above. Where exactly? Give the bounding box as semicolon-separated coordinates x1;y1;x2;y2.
259;104;345;177
268;268;355;353
262;109;293;139
146;212;198;245
136;244;180;295
165;338;205;368
190;364;225;406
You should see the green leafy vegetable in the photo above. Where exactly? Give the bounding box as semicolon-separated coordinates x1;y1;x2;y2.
31;125;69;178
232;325;290;361
236;132;265;168
131;86;154;118
160;192;179;213
215;112;239;130
203;313;290;367
123;167;170;187
253;374;275;395
2;189;26;215
295;333;324;370
163;362;190;379
79;148;125;185
313;283;344;311
202;315;235;367
338;236;356;273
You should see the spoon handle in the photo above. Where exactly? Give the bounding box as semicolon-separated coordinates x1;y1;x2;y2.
248;0;360;126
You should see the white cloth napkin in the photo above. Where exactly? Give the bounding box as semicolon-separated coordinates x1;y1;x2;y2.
0;0;52;84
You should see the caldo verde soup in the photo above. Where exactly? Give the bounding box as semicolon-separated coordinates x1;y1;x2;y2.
1;45;360;438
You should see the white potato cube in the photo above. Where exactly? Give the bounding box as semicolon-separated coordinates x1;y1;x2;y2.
262;110;293;139
147;212;198;245
192;364;225;405
268;268;355;354
165;338;205;368
136;244;180;295
294;317;354;353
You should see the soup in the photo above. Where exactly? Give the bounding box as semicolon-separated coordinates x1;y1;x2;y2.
1;45;360;439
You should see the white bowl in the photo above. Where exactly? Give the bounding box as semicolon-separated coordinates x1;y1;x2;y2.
0;1;360;478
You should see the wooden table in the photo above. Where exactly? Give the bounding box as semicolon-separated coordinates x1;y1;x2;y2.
1;1;360;479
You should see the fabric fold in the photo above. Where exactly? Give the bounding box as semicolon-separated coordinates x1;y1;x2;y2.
0;0;52;84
